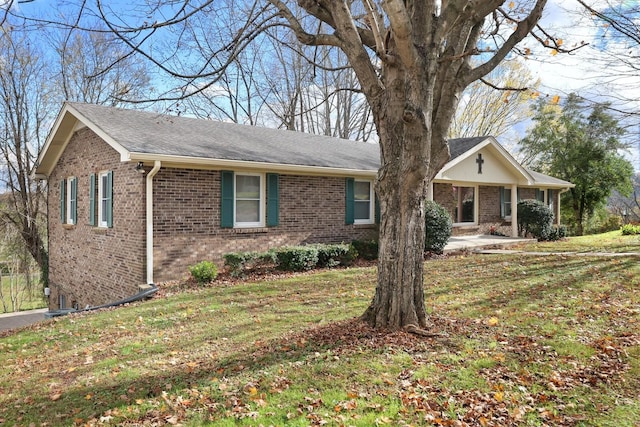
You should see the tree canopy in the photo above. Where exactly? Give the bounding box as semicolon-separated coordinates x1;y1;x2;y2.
520;93;634;235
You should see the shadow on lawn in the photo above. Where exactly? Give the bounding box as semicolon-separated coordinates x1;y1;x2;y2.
17;317;459;425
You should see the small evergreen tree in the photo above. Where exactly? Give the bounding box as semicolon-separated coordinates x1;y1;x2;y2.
424;201;452;254
517;200;554;240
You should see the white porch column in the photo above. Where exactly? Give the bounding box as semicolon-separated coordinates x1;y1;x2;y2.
511;184;518;237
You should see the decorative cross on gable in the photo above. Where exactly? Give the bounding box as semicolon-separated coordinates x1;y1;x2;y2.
476;153;484;174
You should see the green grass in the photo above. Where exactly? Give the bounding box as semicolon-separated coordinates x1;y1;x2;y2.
516;229;640;253
0;236;639;426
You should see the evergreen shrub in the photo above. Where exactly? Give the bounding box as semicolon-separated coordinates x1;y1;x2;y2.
275;246;319;271
424;200;453;254
351;239;378;260
517;200;555;240
188;260;218;284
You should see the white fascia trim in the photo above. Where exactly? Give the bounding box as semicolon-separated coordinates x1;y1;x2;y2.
127;152;378;178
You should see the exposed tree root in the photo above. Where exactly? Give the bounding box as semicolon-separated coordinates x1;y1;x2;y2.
404;324;449;338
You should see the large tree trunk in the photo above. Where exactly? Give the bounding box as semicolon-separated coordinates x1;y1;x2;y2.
361;159;429;328
361;62;441;329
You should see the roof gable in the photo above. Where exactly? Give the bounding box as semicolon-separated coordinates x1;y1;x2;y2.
436;136;534;185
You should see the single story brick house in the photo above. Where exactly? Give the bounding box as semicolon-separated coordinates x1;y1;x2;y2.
34;102;572;310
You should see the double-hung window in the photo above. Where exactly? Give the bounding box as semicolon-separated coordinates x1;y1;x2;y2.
235;173;264;227
89;171;113;228
354;180;374;224
452;185;475;224
345;178;375;225
220;171;278;229
500;187;512;219
97;171;114;228
60;177;78;225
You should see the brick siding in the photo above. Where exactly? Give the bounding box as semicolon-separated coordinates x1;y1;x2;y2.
152;170;376;282
47;129;377;306
47;128;146;310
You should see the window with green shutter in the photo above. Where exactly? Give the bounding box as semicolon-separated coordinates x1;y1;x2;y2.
69;177;77;224
220;171;234;228
266;173;279;227
98;171;113;228
89;173;96;226
60;179;66;223
346;178;374;225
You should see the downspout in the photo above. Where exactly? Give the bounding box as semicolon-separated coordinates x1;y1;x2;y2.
146;161;161;284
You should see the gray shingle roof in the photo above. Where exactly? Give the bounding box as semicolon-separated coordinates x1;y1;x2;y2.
41;103;571;189
526;168;574;187
67;102;380;171
448;136;488;160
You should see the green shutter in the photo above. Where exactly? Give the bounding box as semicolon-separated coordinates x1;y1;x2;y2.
374;196;380;225
220;171;234;228
60;179;66;223
266;173;279;227
345;178;355;225
70;178;78;224
499;187;505;218
106;171;113;228
89;173;96;226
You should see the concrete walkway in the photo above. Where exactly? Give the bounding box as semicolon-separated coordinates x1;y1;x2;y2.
0;308;48;332
443;234;534;253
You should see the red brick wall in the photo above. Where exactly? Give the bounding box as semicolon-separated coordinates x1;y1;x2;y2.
152;170;377;282
433;183;550;236
48;129;378;305
47;128;146;310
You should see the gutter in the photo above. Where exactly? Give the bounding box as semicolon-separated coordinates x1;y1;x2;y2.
146;161;162;284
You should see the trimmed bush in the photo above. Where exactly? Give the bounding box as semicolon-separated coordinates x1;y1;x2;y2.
517;200;555;240
424;200;453;254
188;260;218;284
351;239;378;260
621;223;640;235
314;243;357;268
275;246;319;271
224;251;276;277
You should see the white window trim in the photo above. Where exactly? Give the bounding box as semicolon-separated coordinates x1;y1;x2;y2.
452;184;478;227
503;187;512;221
354;179;375;225
97;171;109;228
66;177;76;225
234;172;265;228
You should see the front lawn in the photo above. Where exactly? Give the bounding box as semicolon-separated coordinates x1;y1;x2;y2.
0;237;639;426
516;230;640;253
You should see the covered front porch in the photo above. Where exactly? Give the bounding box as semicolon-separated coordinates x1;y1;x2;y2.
429;137;574;237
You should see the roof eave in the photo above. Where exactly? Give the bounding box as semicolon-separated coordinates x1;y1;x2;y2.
128;153;378;178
